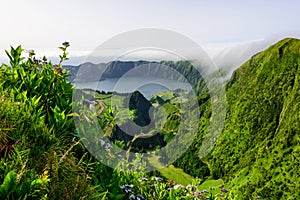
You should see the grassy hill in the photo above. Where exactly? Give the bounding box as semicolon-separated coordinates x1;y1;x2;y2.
207;38;300;199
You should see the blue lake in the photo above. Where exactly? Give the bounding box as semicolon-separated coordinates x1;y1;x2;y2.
74;77;192;99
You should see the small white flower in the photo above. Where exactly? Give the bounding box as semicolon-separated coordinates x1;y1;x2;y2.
174;184;185;190
139;177;148;181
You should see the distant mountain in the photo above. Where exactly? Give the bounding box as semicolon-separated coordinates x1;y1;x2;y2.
63;60;205;93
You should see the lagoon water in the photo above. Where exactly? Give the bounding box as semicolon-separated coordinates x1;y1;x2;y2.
74;77;192;99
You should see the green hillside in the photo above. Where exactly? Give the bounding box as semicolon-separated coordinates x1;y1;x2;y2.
208;38;300;199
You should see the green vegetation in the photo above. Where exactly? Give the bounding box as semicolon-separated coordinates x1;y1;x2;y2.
1;37;299;199
148;156;194;186
158;165;194;186
197;179;224;196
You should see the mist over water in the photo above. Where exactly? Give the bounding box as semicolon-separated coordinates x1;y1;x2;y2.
68;38;279;81
204;39;275;79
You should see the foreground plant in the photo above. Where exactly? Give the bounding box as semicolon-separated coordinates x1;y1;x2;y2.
0;44;94;199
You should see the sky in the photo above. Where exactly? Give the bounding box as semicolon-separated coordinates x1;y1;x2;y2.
1;0;300;66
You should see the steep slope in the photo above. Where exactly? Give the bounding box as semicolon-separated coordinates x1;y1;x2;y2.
208;38;300;199
172;92;211;179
